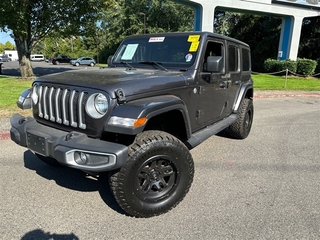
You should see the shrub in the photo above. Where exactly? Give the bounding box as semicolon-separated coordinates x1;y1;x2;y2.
297;58;317;76
278;59;297;73
264;58;278;72
264;59;297;74
296;58;317;76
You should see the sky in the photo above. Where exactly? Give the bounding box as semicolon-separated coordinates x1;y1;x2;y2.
0;31;14;44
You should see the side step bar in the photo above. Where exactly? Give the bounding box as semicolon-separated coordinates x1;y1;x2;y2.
186;114;237;149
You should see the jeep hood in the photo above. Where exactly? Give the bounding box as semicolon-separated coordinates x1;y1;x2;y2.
37;68;190;98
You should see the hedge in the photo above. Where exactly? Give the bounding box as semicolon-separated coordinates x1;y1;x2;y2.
296;58;317;76
263;58;297;74
264;58;318;76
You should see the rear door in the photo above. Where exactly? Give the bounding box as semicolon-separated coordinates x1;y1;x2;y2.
224;43;241;115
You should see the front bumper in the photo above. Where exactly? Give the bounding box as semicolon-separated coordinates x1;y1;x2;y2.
10;114;128;172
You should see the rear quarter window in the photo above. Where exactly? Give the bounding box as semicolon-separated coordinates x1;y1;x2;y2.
242;48;251;71
228;45;239;72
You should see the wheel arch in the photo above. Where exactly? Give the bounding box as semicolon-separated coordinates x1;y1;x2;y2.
104;95;192;142
233;82;254;113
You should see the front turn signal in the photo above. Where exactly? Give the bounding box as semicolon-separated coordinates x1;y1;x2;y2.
134;117;147;128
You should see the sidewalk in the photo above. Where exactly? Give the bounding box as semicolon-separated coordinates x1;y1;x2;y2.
1;90;319;140
253;90;320;99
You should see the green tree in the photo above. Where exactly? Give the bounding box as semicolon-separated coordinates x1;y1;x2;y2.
0;0;104;77
215;12;282;71
4;41;15;50
299;16;320;60
100;0;194;60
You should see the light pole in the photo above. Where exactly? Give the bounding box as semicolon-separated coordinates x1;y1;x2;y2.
138;12;146;34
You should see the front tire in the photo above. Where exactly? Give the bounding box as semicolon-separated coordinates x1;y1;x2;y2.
229;98;253;139
109;130;194;218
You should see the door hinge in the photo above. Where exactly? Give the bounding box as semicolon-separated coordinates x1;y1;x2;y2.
115;88;126;104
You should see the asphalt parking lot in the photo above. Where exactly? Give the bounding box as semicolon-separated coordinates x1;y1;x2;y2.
0;97;319;239
0;60;95;76
0;60;319;239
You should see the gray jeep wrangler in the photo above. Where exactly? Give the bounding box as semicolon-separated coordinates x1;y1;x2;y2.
10;32;253;218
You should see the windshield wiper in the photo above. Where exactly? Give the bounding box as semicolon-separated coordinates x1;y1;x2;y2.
139;61;168;72
120;61;136;70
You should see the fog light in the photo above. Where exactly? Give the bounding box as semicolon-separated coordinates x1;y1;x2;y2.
80;152;87;162
75;151;88;165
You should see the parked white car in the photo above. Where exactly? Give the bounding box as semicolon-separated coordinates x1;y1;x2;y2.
31;54;45;61
70;57;96;66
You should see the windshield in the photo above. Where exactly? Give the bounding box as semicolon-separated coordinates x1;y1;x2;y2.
112;34;200;69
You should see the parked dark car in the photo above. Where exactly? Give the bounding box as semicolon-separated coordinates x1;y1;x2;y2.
70;57;96;66
51;55;73;65
0;54;12;62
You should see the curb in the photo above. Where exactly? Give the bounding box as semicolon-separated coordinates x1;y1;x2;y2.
0;132;10;140
254;93;320;99
1;92;319;141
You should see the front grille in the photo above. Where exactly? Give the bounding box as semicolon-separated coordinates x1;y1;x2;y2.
35;84;88;129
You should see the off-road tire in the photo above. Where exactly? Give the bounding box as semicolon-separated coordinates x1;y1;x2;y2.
229;98;253;139
35;153;62;167
109;130;194;218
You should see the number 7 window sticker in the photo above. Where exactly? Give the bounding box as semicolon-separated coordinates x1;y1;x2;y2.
188;35;200;52
185;35;200;62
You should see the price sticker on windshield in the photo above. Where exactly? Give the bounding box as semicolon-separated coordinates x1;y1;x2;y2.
188;35;200;42
189;41;199;52
121;44;138;60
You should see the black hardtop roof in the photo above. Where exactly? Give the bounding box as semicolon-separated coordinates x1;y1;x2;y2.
125;31;249;48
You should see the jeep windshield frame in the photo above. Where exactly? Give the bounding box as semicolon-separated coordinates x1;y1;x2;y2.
112;34;201;70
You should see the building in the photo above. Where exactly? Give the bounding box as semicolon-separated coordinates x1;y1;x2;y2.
178;0;320;60
4;50;18;61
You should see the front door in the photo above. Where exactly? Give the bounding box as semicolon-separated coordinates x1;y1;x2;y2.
196;40;228;126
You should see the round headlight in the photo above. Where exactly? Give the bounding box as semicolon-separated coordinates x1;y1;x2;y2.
94;93;108;114
86;93;109;119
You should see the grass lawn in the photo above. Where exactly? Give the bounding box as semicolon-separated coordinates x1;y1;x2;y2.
0;73;319;117
0;76;33;117
253;73;320;91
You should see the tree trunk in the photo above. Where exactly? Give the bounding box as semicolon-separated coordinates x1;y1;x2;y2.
19;55;35;78
14;38;35;78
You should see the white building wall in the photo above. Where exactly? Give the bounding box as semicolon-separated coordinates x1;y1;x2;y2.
181;0;320;60
4;50;18;61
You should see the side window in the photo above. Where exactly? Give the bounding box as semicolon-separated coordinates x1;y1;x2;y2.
203;41;224;72
228;45;239;72
242;48;250;71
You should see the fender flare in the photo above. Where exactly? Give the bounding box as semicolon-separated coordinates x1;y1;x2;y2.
233;82;254;113
104;95;192;137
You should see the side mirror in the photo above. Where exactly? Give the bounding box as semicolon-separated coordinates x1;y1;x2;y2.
107;55;114;67
206;56;223;73
17;88;32;109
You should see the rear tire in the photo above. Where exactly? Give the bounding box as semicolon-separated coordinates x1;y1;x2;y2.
109;130;194;218
229;98;253;139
